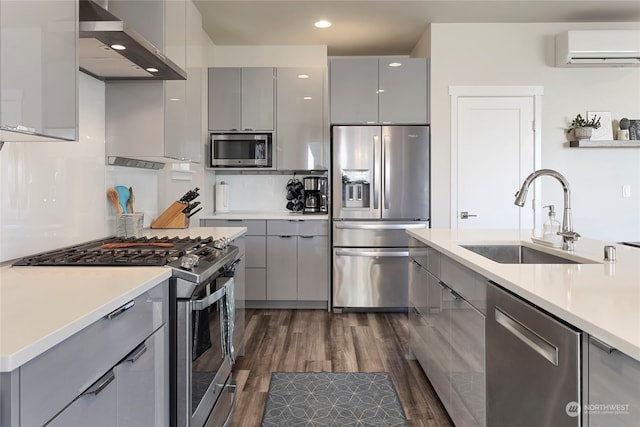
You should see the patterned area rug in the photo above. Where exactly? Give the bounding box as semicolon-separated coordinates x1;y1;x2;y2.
261;372;408;426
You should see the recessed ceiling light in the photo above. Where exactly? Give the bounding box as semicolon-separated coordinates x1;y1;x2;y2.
298;74;310;79
303;96;313;100
111;44;126;50
169;98;181;102
376;89;385;94
389;62;402;67
146;67;159;73
314;20;332;29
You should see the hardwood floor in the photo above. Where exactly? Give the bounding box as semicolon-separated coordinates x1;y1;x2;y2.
231;309;453;427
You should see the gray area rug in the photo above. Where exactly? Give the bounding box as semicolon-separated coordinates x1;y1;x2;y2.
262;372;408;427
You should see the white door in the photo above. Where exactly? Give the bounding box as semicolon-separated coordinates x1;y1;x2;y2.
452;89;541;230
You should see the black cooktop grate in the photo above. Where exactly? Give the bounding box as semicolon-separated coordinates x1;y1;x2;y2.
12;236;216;267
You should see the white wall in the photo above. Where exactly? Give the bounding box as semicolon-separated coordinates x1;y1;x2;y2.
0;73;109;262
430;22;640;242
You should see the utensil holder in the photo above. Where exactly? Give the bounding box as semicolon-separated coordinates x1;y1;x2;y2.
117;213;144;238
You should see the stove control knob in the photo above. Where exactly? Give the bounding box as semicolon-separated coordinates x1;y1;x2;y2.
180;254;200;270
213;237;229;250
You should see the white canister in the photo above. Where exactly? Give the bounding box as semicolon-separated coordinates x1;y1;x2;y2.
215;182;230;212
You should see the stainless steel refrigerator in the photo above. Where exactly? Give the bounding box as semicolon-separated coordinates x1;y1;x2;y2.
332;125;430;311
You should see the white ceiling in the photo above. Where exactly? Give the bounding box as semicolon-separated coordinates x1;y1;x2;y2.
192;0;640;56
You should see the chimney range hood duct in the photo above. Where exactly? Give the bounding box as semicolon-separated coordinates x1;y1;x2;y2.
79;0;187;80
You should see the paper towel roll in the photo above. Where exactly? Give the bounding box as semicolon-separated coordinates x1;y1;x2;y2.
215;183;230;212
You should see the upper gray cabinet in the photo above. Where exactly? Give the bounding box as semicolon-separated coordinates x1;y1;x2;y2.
276;67;327;170
106;0;200;163
208;67;275;131
329;57;428;125
0;0;78;142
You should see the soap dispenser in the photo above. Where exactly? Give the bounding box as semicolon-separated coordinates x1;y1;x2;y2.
543;205;561;245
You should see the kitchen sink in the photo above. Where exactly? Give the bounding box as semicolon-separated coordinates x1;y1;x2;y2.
460;244;585;264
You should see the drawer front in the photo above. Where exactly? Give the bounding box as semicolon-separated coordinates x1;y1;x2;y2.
267;219;328;236
20;282;168;427
440;255;486;313
201;219;266;235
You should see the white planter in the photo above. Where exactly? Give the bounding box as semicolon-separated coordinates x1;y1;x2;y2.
574;127;593;140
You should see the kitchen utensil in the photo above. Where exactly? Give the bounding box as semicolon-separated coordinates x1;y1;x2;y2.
107;188;123;214
101;242;174;249
187;207;202;218
115;185;130;214
179;187;200;203
127;186;135;213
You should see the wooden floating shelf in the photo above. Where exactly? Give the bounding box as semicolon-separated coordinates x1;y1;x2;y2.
570;139;640;148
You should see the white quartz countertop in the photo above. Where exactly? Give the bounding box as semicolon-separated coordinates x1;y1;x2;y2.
408;228;640;361
201;211;329;220
0;226;247;372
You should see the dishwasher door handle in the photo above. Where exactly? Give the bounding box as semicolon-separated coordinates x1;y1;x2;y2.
495;306;559;366
335;249;409;257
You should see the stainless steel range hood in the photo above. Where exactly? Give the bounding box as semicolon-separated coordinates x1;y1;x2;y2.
79;0;186;80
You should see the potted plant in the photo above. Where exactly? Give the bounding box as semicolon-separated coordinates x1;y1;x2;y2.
567;113;601;140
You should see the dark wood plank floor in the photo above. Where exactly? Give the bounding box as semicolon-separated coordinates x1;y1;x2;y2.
231;309;453;427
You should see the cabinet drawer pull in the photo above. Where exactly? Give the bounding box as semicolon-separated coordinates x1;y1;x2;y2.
81;370;115;396
226;219;243;222
495;306;559;366
279;235;293;238
300;235;315;239
126;342;148;363
106;300;135;320
591;336;615;354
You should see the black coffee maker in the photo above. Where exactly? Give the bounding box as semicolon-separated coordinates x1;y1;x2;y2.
303;176;328;214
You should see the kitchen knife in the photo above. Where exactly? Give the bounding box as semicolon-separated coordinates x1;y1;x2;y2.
187;207;202;218
182;201;201;214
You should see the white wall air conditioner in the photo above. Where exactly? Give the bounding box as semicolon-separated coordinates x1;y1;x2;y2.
555;30;640;67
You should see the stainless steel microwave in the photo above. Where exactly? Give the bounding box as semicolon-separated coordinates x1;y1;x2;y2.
210;132;273;168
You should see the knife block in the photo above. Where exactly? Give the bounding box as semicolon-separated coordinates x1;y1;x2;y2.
151;201;189;229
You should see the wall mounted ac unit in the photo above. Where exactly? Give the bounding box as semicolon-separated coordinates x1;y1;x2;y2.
555;30;640;67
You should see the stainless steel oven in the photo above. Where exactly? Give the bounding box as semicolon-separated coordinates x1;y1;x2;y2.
172;265;238;427
210;132;273;168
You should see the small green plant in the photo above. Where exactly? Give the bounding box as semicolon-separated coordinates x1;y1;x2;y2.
567;114;601;133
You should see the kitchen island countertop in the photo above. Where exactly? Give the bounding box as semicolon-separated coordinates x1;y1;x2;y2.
0;226;247;372
408;228;640;361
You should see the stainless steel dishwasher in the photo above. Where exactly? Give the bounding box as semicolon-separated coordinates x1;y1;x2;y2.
487;282;581;427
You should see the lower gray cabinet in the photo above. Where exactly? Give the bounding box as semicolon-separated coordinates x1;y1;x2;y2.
115;326;168;427
266;235;298;300
297;235;328;301
588;336;640;427
409;245;486;427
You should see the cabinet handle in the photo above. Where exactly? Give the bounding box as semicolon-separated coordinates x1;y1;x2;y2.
279;235;293;238
106;300;135;320
591;336;615;354
81;370;115;396
495;306;559;366
300;235;315;239
126;342;148;363
226;219;243;222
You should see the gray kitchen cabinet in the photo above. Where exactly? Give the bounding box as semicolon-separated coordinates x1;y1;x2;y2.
2;281;169;427
297;235;329;301
200;219;266;301
409;243;486;427
267;220;329;302
115;326;168;426
266;235;298;300
276;67;328;170
0;0;78;142
329;57;428;125
329;57;379;124
208;67;275;131
587;336;640;427
106;0;200;163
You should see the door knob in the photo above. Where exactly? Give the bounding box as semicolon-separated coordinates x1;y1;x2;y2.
460;211;478;219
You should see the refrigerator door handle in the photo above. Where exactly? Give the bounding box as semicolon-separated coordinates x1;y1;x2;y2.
334;223;427;230
336;249;410;257
383;134;390;210
373;134;380;210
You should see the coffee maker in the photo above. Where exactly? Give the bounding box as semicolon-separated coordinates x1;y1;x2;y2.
303;176;328;214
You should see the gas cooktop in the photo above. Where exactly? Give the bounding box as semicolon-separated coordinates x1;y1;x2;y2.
12;236;216;267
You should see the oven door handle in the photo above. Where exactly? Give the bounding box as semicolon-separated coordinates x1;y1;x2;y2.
222;380;238;427
191;277;232;311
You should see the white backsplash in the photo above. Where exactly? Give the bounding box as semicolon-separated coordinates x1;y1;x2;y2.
213;174;293;212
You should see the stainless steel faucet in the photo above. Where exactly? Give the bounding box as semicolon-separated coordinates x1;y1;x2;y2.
514;169;580;251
